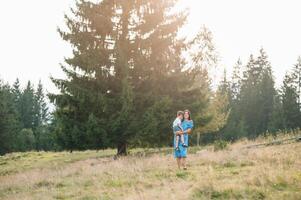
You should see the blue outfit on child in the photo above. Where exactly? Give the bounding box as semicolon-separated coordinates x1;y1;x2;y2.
173;120;194;158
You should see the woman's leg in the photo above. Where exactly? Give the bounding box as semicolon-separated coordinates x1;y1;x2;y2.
182;157;187;169
176;158;181;169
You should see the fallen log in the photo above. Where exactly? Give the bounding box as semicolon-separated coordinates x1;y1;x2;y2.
244;135;301;149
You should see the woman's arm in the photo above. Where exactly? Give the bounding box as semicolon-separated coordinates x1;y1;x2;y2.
185;120;193;134
184;128;192;134
175;130;183;135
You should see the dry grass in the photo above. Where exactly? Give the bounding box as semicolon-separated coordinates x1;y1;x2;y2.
0;137;301;200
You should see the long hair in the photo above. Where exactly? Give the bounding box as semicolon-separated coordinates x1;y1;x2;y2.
184;109;191;120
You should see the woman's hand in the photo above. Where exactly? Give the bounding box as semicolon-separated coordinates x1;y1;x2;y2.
175;131;183;135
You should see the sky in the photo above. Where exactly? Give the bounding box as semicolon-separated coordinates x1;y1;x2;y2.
1;0;301;95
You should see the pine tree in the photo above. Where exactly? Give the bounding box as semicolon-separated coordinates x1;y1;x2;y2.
281;70;301;129
0;79;54;153
33;80;49;150
256;48;275;133
188;26;218;71
137;96;172;148
186;27;229;144
12;78;23;129
0;81;18;154
12;78;22;109
219;68;231;103
293;57;301;109
240;54;260;136
221;58;245;141
49;0;190;154
20;81;35;129
230;58;242;101
268;92;285;132
205;76;230;136
86;113;108;150
239;49;276;137
34;80;49;127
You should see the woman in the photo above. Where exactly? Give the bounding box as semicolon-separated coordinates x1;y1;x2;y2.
174;109;194;170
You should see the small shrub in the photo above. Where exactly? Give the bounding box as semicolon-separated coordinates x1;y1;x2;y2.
0;161;7;165
34;180;54;188
192;188;239;199
223;162;236;168
16;128;35;152
80;196;98;200
214;140;228;151
55;182;67;188
240;161;255;167
99;194;112;200
84;180;93;188
176;171;189;179
105;179;123;187
192;188;265;200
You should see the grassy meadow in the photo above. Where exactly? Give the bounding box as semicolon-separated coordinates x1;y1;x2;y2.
0;135;301;200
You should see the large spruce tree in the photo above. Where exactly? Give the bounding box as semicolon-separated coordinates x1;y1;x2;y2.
49;0;193;154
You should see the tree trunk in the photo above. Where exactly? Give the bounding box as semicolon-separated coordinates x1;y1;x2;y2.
197;132;200;146
117;141;127;156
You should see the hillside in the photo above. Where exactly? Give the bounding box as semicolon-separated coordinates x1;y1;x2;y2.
0;137;300;200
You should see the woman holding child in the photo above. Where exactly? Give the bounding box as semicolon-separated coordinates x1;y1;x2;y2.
173;109;194;170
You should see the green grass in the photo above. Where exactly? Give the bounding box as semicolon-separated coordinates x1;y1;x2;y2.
0;141;300;200
192;187;266;200
0;150;116;176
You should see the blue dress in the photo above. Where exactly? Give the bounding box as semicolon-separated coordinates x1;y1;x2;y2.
174;120;194;158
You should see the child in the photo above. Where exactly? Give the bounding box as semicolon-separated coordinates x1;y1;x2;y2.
173;111;188;151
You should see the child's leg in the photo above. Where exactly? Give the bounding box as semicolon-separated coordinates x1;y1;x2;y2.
180;134;188;147
180;134;185;144
173;126;181;149
175;135;179;148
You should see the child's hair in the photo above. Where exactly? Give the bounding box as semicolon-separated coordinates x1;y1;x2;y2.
177;110;184;117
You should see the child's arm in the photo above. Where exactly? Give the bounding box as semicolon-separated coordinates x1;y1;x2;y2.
177;122;184;131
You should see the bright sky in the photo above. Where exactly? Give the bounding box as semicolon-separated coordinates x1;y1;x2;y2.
1;0;301;94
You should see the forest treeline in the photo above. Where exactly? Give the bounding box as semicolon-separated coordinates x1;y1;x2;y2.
0;0;300;155
0;79;56;154
209;50;301;143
